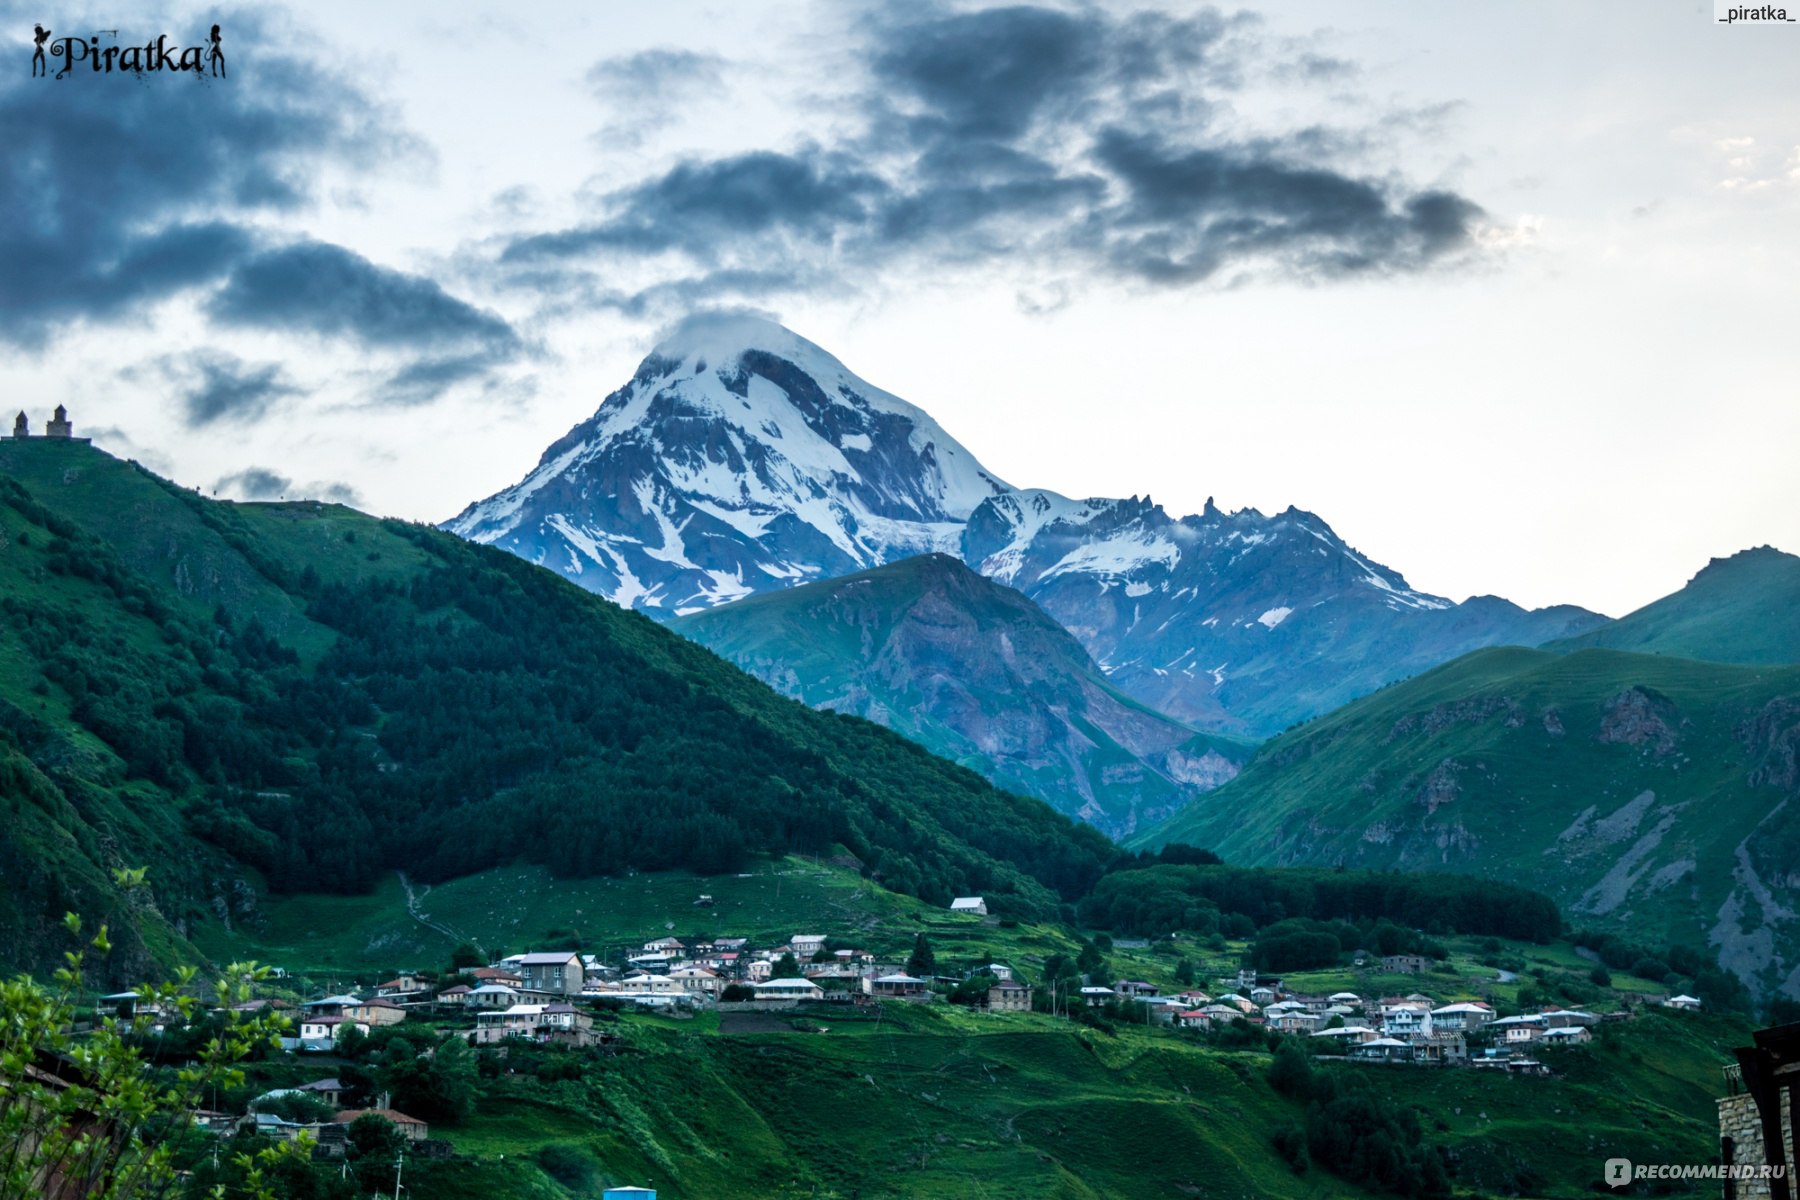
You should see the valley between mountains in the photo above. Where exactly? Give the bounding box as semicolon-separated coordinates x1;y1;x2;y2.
452;315;1800;1003
1;329;1794;1198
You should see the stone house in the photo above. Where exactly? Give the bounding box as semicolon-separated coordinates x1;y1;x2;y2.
988;980;1031;1012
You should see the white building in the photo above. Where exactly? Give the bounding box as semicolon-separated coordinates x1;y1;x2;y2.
1349;1037;1413;1062
754;978;825;1002
466;984;521;1009
1381;1004;1433;1039
1490;1014;1547;1044
1428;1002;1495;1032
298;1015;369;1042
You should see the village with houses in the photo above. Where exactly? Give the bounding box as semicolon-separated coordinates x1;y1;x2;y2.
86;889;1715;1180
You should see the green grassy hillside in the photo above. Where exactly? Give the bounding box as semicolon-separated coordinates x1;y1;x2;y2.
190;859;956;977
0;440;1116;980
1135;646;1800;1002
674;554;1252;837
1549;546;1800;666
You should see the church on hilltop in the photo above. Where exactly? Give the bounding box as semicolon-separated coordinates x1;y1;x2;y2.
11;405;85;442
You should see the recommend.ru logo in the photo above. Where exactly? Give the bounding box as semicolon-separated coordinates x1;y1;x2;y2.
1606;1158;1790;1189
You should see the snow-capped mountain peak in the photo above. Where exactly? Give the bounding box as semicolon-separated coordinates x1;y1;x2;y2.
447;315;1605;734
447;313;1009;613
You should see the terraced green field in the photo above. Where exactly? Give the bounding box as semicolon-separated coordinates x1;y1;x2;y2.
268;999;1745;1199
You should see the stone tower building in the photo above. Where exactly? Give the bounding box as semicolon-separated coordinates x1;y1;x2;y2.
11;412;26;438
45;405;71;438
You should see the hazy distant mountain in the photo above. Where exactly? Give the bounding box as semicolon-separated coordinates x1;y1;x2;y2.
450;314;1607;738
675;553;1251;837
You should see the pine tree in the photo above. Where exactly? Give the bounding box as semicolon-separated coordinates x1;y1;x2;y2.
907;933;936;978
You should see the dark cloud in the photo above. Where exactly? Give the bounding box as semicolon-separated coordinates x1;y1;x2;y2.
868;6;1103;142
505;151;888;263
498;4;1482;315
210;241;518;351
382;353;510;406
0;7;515;403
144;350;303;428
205;240;524;405
79;424;174;473
0;7;421;347
1089;129;1482;282
213;466;362;506
488;185;539;219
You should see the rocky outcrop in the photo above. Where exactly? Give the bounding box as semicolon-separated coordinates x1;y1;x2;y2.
1597;686;1683;757
1740;695;1800;793
1413;759;1464;814
1386;696;1522;745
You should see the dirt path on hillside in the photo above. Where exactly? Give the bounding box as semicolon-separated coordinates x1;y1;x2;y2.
397;871;484;959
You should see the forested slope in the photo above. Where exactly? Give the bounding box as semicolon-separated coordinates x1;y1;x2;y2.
0;441;1115;979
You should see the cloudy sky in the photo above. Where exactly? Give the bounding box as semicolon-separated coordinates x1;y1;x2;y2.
2;0;1795;615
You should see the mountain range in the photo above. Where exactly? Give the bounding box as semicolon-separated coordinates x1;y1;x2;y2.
451;314;1611;739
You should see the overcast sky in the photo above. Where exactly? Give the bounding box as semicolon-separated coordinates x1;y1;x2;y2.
2;0;1795;616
